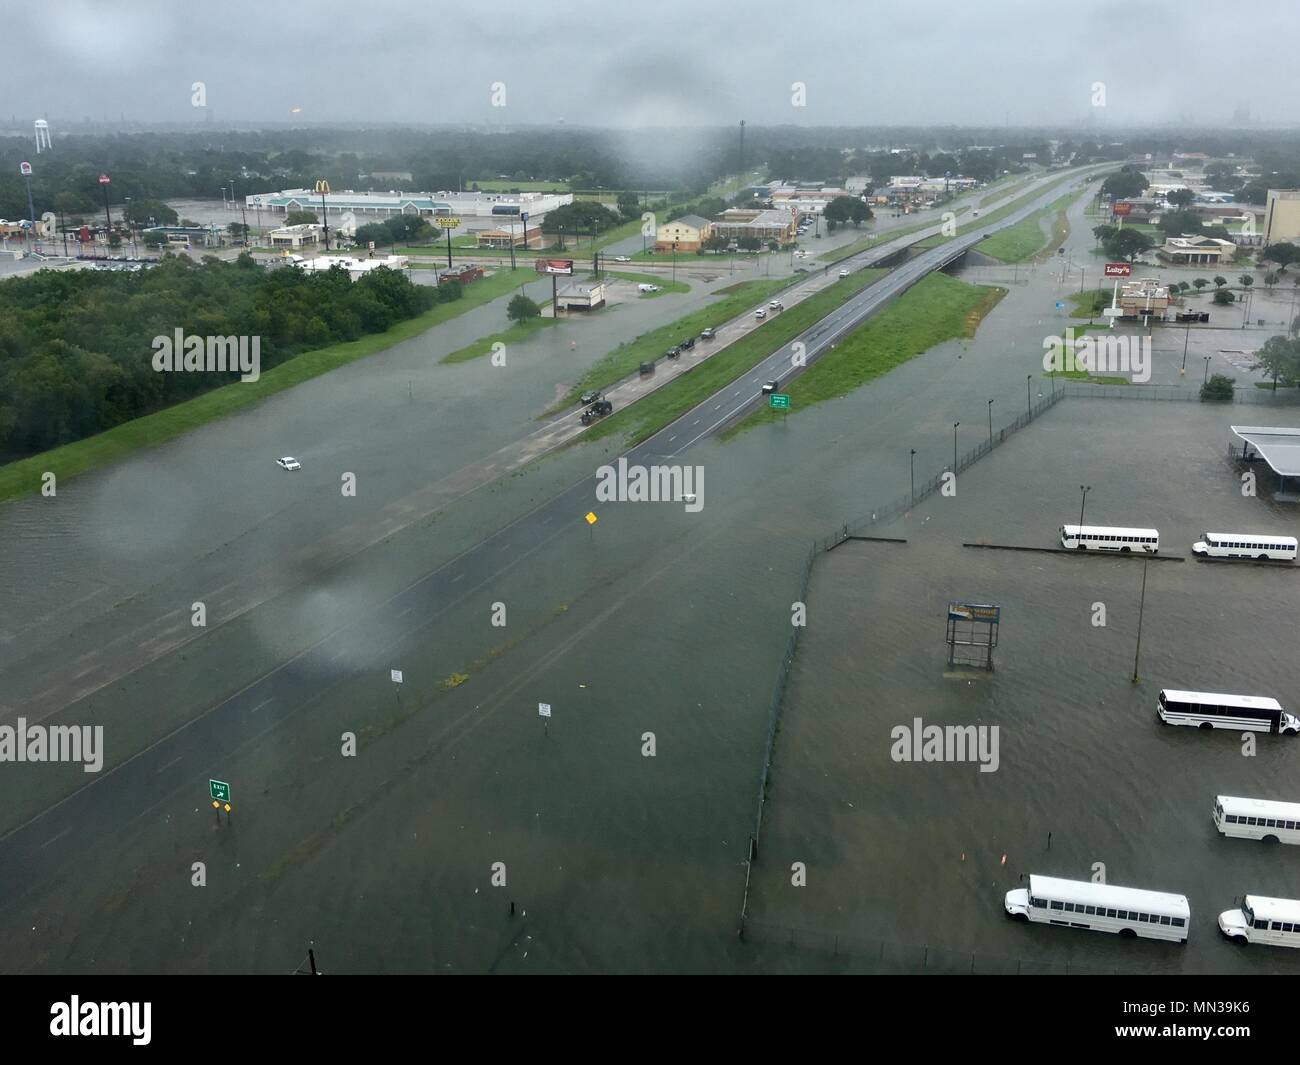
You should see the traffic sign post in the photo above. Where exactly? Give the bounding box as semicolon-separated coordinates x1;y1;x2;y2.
209;779;232;824
538;701;551;739
769;392;790;423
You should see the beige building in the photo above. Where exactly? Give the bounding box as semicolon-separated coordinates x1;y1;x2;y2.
710;208;798;246
654;214;713;252
269;223;324;249
1263;190;1300;245
555;280;607;312
1156;234;1237;265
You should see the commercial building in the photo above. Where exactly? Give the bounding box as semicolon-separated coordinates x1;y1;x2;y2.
246;188;572;223
268;223;325;249
654;214;713;252
476;224;543;249
438;264;484;285
273;254;409;279
555;280;606;311
768;186;856;216
1263;190;1300;245
709;208;797;246
1156;235;1237;265
1113;278;1171;318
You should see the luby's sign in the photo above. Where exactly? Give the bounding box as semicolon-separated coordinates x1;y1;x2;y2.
1104;262;1132;278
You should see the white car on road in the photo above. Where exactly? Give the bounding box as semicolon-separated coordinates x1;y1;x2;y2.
276;457;302;471
754;308;767;320
614;255;632;262
838;268;850;278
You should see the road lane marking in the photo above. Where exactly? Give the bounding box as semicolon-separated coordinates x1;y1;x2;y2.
41;827;71;849
251;698;272;713
156;754;185;774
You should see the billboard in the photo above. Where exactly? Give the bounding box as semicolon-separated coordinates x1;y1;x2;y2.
1111;201;1132;217
535;258;574;275
947;603;1000;623
19;161;32;176
1103;262;1132;278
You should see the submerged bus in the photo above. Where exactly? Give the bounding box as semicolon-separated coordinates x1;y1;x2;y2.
1060;524;1159;553
1214;796;1300;845
1004;874;1190;943
1158;689;1300;734
1218;895;1300;949
1192;533;1297;562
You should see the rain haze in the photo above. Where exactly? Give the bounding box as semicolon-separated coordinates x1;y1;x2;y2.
3;0;1300;1039
4;0;1299;127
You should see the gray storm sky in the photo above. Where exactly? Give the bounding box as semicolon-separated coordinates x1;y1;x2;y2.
9;0;1298;129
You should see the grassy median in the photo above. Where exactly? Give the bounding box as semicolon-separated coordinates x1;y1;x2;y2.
577;269;888;445
727;273;1006;436
551;278;793;412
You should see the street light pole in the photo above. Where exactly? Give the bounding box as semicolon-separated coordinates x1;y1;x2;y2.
952;422;960;472
672;241;678;284
1078;484;1091;528
1181;323;1190;375
1203;355;1212;384
1026;374;1032;417
987;398;994;448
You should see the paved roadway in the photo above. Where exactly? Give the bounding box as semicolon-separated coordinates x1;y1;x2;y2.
0;166;1108;921
3;166;1098;724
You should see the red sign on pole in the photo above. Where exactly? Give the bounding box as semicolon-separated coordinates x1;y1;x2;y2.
1104;262;1132;278
19;161;32;176
98;174;111;185
1111;201;1132;217
534;258;574;276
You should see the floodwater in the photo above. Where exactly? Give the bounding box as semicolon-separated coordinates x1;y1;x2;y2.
2;182;1298;972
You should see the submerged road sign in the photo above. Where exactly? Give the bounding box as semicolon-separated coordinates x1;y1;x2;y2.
209;779;230;803
769;393;790;410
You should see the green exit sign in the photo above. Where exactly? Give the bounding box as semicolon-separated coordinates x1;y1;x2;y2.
209;779;230;803
769;393;790;410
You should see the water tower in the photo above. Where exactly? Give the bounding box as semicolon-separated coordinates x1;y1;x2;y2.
35;119;51;152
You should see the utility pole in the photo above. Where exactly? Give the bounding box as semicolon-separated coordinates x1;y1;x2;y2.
987;398;994;448
1131;559;1149;683
910;448;916;506
1078;484;1091;528
952;422;960;472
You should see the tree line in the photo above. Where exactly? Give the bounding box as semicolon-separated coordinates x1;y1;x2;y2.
0;254;443;460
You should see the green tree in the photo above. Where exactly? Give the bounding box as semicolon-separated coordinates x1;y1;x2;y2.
285;210;318;226
1214;275;1227;287
1213;288;1235;305
507;293;541;323
1092;223;1117;243
1166;188;1195;208
1239;274;1254;288
1200;373;1235;401
1252;335;1300;389
1265;272;1280;289
1262;242;1300;272
1193;278;1209;291
1102;228;1152;263
1101;167;1148;200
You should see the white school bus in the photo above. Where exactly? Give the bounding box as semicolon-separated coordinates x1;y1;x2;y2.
1213;796;1300;845
1192;532;1297;561
1059;524;1159;553
1218;895;1300;949
1004;874;1189;943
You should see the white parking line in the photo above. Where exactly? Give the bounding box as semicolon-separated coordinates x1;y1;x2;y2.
251;698;272;714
